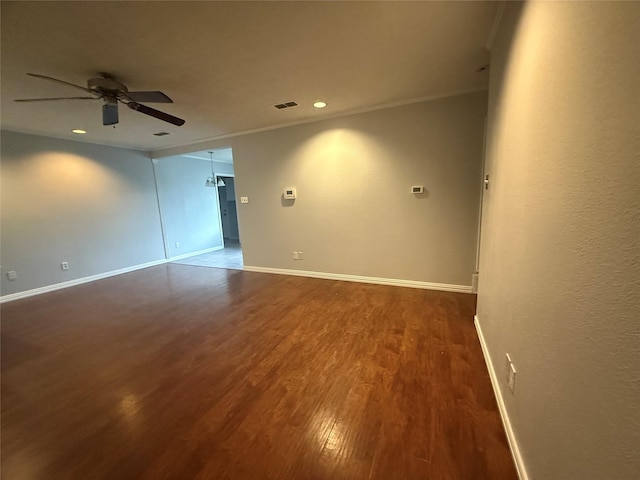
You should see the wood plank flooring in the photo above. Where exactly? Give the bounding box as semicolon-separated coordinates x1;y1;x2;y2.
1;264;517;479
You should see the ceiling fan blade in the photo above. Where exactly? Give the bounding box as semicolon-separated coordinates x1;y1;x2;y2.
27;73;94;94
15;96;99;102
127;102;185;126
125;91;173;103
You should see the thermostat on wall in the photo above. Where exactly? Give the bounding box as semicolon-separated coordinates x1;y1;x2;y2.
411;185;424;194
284;187;297;200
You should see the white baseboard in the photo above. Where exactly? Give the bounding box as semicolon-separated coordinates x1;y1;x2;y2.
474;315;529;480
1;246;228;304
243;265;472;293
169;245;223;261
0;259;169;303
1;254;470;301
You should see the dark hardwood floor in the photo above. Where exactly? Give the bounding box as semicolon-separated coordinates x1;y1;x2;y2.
1;264;517;479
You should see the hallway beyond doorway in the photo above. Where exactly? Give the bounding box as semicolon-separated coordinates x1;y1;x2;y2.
172;241;243;270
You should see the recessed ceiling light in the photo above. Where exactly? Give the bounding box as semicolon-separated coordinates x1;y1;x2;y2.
71;129;86;134
313;101;327;109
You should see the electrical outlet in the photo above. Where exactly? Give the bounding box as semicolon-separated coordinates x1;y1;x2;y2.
7;271;17;281
175;242;180;248
61;262;69;271
297;251;303;260
240;196;249;204
293;251;299;260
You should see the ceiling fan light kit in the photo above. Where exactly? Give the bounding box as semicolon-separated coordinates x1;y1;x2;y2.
103;97;118;126
14;72;185;127
205;151;217;188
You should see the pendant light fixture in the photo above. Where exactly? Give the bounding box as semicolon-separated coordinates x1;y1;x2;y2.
205;151;216;187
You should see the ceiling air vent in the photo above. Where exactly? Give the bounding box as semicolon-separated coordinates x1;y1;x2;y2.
274;101;298;109
153;132;170;136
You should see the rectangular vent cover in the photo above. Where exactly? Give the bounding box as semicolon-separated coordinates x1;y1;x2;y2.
153;132;170;136
274;101;298;109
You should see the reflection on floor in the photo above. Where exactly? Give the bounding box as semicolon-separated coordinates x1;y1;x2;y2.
172;242;243;270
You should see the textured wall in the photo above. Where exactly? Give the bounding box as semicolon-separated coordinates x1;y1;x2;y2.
153;155;232;258
0;131;166;296
226;92;486;287
477;2;640;479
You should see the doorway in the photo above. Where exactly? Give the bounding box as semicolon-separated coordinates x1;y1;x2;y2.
208;173;244;270
217;175;240;246
168;147;244;271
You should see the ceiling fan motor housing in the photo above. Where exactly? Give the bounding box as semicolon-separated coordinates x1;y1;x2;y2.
87;75;128;94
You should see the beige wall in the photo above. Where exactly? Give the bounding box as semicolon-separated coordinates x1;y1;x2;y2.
157;92;488;288
153;155;230;258
2;92;486;298
0;131;166;296
477;2;640;479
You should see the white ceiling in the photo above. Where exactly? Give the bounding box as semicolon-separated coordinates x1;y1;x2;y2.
1;1;498;153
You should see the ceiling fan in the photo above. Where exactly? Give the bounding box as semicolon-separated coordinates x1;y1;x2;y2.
14;72;186;127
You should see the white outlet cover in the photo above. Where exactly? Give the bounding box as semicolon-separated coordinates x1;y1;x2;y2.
240;196;249;204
